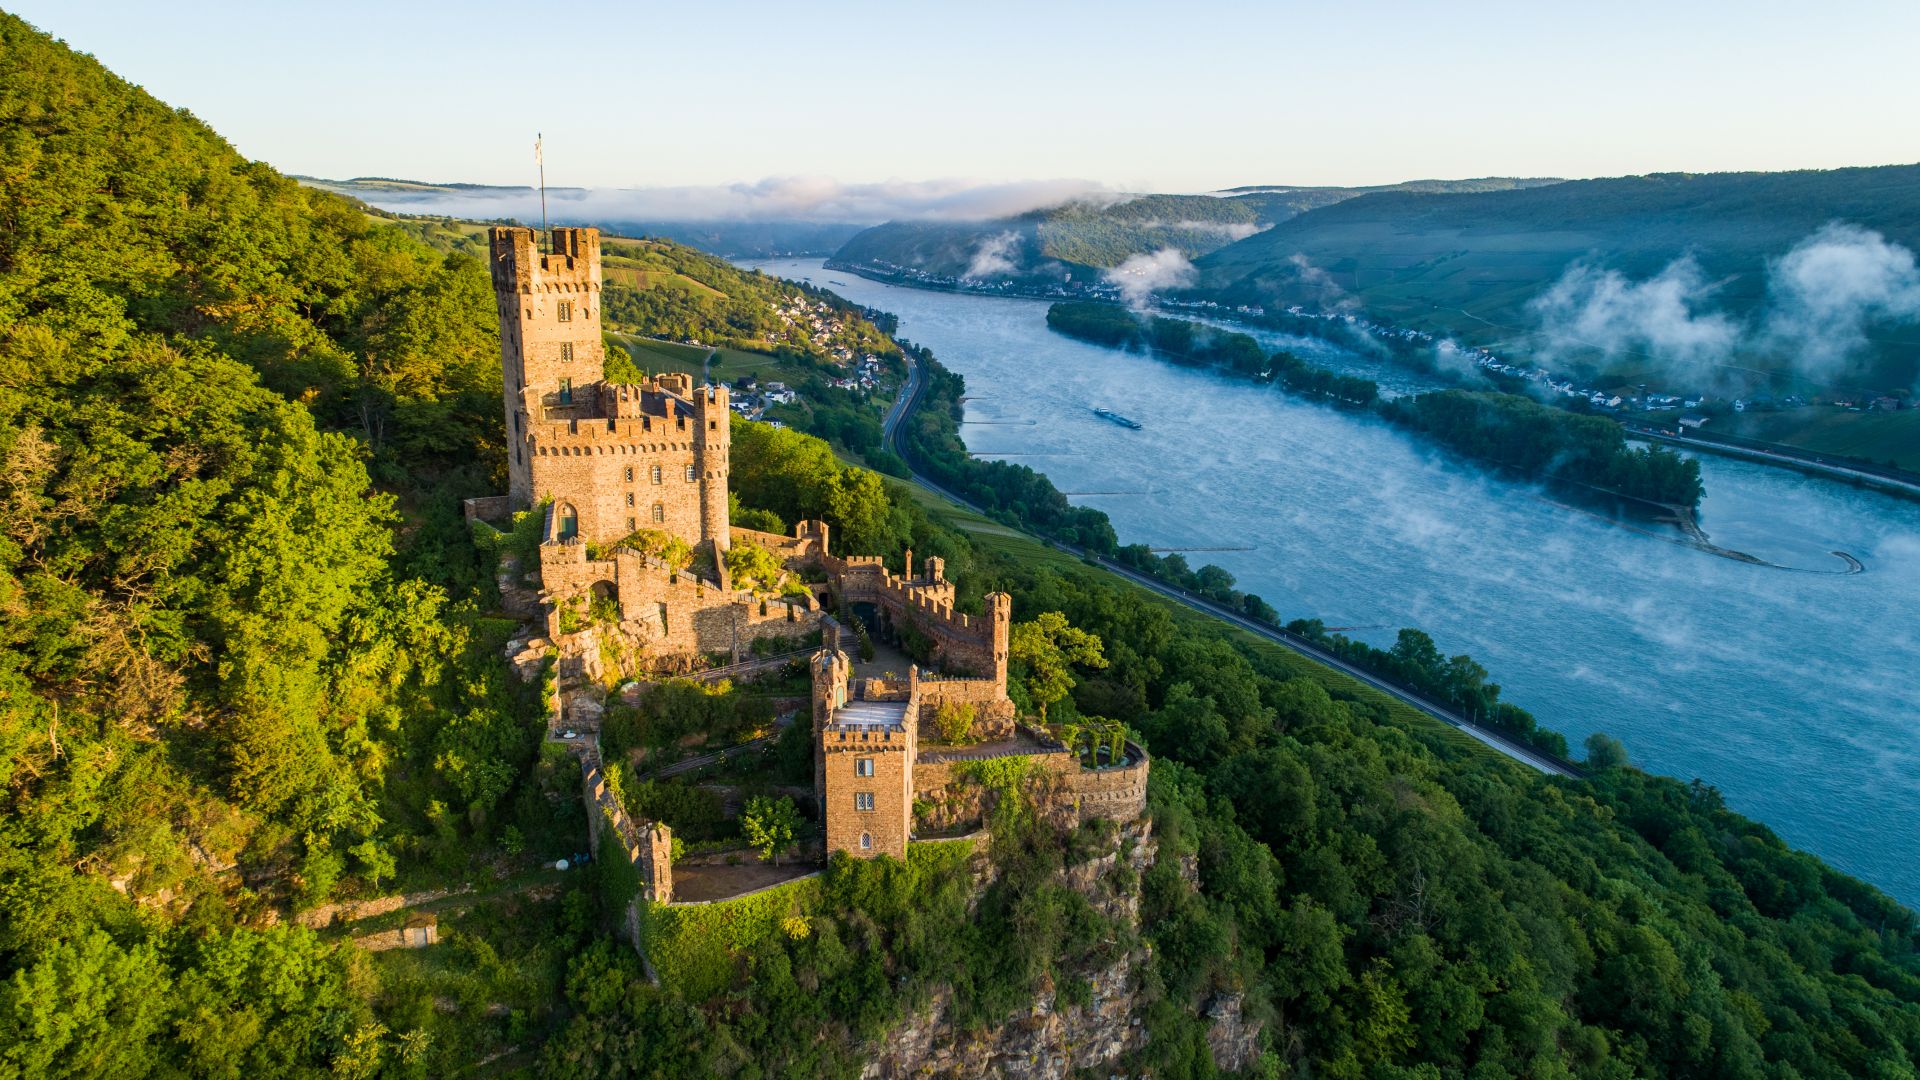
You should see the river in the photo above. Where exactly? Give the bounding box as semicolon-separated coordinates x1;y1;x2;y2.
748;258;1920;906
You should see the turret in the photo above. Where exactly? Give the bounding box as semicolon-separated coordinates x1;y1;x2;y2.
811;647;852;803
985;592;1012;686
696;384;732;552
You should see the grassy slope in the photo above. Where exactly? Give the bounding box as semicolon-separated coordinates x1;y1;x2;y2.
1721;406;1920;470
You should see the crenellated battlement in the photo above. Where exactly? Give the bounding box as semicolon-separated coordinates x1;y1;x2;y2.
489;226;602;294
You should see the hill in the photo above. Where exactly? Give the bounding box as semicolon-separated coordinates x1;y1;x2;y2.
8;13;1920;1079
829;178;1562;286
301;176;867;257
1197;164;1920;395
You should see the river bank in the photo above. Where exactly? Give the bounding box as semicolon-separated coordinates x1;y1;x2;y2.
748;257;1920;905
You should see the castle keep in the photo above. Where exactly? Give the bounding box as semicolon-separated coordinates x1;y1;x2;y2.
482;226;1144;891
491;225;729;550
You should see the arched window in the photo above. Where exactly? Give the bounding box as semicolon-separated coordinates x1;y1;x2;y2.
651;503;665;523
557;504;578;540
860;833;872;851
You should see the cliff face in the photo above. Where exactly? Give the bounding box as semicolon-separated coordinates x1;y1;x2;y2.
862;819;1261;1078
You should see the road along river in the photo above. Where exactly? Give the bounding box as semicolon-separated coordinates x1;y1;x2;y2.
749;258;1920;906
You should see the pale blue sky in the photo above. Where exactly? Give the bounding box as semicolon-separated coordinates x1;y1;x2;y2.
14;0;1918;200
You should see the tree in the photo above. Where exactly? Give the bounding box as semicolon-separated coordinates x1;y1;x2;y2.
1009;611;1107;722
933;701;976;744
722;540;784;592
1584;731;1630;770
741;796;800;862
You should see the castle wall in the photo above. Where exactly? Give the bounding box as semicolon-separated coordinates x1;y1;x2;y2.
911;741;1150;830
730;520;831;565
525;385;730;549
582;750;673;905
610;548;821;663
915;676;1019;741
821;553;1010;681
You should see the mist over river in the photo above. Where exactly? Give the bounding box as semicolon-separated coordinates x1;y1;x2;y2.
749;259;1920;905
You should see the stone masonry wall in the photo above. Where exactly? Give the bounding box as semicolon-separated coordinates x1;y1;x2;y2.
915;676;1018;741
524;390;728;550
822;721;915;860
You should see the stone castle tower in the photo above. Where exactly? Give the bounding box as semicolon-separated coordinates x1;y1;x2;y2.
490;225;730;551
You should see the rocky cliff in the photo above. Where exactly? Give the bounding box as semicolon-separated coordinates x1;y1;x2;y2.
861;819;1260;1077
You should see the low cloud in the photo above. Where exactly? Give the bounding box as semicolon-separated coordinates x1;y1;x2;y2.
1763;223;1920;381
1283;254;1359;312
1527;256;1740;374
964;231;1023;279
331;175;1113;224
1525;224;1920;388
1103;248;1195;306
1139;219;1264;242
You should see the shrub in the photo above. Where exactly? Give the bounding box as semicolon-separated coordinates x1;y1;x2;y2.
933;701;977;745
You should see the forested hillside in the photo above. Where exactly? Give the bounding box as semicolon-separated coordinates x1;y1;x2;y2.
1197;164;1920;392
5;13;1920;1079
302;176;866;257
0;14;562;1073
830;179;1560;285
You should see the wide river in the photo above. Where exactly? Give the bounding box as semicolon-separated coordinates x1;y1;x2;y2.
750;259;1920;905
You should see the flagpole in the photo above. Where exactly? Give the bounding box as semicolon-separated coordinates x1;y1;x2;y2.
536;133;547;252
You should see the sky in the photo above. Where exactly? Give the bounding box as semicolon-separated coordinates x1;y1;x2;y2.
13;0;1920;219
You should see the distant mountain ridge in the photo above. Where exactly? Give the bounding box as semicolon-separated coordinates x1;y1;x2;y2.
299;176;867;258
829;177;1563;284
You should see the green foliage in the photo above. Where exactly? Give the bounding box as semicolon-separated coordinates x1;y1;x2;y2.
730;417;918;556
740;796;801;862
596;238;895;361
728;490;787;534
636;873;823;1000
722;539;785;593
0;926;383;1079
1268;348;1380;406
932;701;977;745
606;527;694;571
1585;731;1631;770
1047;301;1272;377
600;679;773;767
595;825;642;917
1381;389;1704;506
1009;611;1107;721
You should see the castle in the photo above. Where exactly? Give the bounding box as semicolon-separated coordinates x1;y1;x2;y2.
481;226;1144;891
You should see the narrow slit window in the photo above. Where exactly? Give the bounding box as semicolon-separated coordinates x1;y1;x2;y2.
685;464;698;483
557;300;572;322
652;503;664;523
560;342;574;363
651;465;663;484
